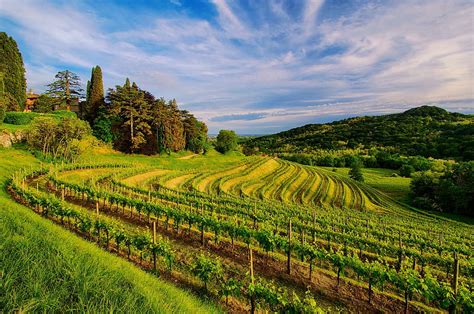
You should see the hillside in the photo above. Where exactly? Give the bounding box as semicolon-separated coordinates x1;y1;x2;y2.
244;106;474;160
0;149;219;313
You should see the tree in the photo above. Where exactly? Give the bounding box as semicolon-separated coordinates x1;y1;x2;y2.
92;107;114;143
0;74;5;122
0;32;26;109
84;66;104;124
108;79;151;153
164;99;185;152
399;164;415;177
181;110;208;153
46;70;83;111
349;159;364;182
215;129;238;154
32;94;55;113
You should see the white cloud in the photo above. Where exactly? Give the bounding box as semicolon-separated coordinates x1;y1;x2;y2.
0;0;472;133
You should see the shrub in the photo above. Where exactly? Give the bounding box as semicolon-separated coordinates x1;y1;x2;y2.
4;111;77;125
4;112;39;125
32;94;55;113
26;116;91;161
399;164;415;177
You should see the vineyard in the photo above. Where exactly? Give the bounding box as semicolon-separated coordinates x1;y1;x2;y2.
6;152;474;313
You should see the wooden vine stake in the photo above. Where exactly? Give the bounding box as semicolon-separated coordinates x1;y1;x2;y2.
153;221;157;244
249;247;256;314
450;253;460;314
287;219;292;274
96;201;99;215
250;247;254;284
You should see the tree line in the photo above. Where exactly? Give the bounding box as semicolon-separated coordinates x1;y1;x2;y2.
410;161;473;216
244;106;474;161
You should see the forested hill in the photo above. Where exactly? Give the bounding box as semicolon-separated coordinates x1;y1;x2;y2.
244;106;474;160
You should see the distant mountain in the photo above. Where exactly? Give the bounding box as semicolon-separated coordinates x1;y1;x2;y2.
244;106;474;161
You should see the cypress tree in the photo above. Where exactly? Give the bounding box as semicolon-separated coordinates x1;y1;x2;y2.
85;65;104;124
0;32;26;109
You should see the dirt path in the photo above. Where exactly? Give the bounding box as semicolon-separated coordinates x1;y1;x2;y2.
178;154;198;160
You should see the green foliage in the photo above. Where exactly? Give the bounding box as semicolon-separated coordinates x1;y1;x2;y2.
32;94;55;113
215;130;238;154
411;162;474;216
4;112;38;125
192;254;223;290
0;98;5;124
3;111;76;125
0;32;26;108
0;150;216;313
399;164;415;177
92;107;114;143
105;80;206;154
46;70;84;110
84;66;105;124
108;79;151;153
349;159;364;182
26;117;91;161
182;111;208;153
245;106;474;161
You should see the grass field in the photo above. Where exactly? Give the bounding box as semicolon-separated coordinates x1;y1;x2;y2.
2;144;473;313
320;167;411;202
0;148;219;313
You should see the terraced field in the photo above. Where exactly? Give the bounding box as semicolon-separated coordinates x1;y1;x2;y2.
7;152;474;312
153;157;385;212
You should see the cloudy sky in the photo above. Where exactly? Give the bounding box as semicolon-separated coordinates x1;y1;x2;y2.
1;0;473;133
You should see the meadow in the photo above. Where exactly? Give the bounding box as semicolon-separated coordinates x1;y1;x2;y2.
4;144;473;313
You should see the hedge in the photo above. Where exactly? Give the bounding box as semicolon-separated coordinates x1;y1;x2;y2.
3;111;77;125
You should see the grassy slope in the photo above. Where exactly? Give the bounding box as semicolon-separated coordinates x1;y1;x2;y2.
0;148;219;313
0;123;28;133
321;166;411;202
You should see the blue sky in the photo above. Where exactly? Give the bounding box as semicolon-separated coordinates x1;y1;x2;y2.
1;0;473;134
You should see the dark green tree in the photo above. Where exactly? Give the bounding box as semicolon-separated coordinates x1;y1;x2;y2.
46;70;83;111
84;66;104;124
0;73;5;122
92;106;114;143
349;159;364;182
181;110;208;153
0;32;26;109
32;94;55;113
215;129;238;154
108;79;151;152
399;164;415;177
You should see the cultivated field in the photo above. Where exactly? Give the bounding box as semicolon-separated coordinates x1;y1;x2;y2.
6;149;473;312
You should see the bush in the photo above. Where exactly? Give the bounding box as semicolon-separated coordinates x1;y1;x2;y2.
4;111;77;125
32;94;55;113
399;164;415;177
50;110;77;118
4;112;39;125
26;116;91;161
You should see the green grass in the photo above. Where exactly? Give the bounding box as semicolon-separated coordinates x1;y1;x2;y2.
0;123;29;133
321;167;411;203
0;148;220;313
